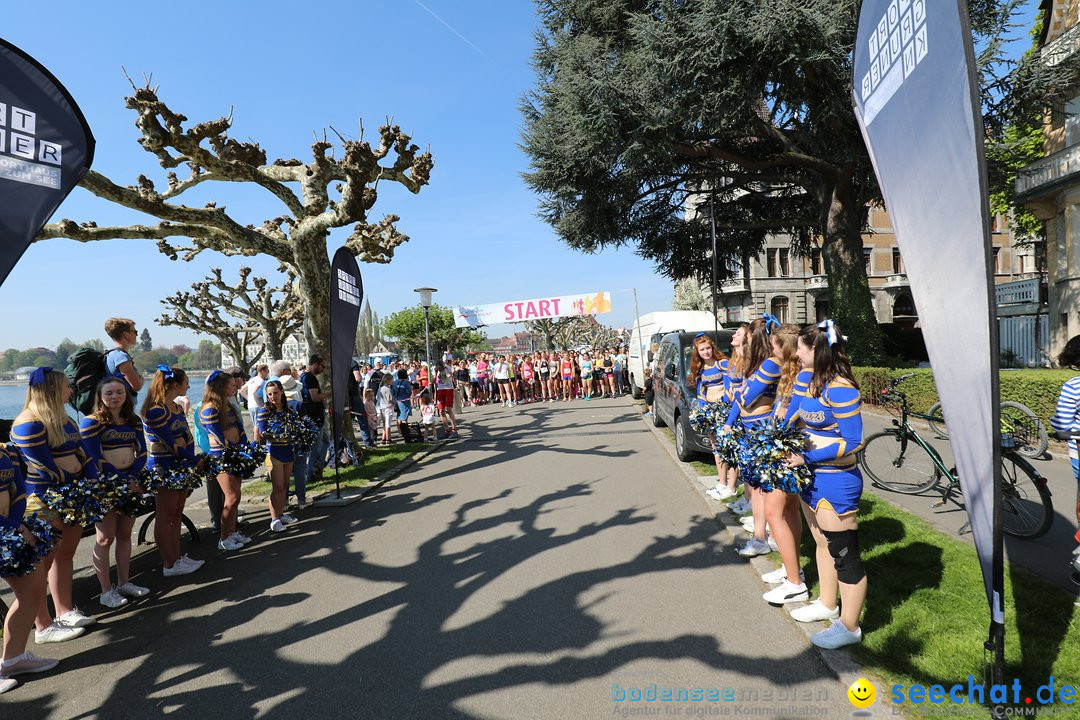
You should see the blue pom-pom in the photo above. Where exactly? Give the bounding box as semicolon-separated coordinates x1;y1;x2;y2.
264;412;319;452
0;515;57;577
42;473;128;526
210;442;268;479
739;419;813;493
146;458;207;494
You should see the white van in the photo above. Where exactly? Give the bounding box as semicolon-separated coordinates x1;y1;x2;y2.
627;310;721;397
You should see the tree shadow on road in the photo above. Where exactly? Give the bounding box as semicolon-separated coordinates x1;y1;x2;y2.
36;469;840;718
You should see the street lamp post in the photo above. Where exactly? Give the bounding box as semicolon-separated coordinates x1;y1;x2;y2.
414;287;437;376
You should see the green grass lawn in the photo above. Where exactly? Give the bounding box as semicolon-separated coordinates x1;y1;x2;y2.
773;491;1080;706
243;443;428;498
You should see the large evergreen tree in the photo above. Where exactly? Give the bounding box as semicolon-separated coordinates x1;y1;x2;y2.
523;0;1020;363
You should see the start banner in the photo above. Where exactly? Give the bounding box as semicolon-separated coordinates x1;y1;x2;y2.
455;291;612;327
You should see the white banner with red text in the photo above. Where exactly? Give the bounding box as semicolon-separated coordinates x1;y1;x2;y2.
454;291;612;327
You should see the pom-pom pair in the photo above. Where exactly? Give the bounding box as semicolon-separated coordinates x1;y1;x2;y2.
264;412;320;452
42;473;128;526
145;459;206;494
740;419;813;493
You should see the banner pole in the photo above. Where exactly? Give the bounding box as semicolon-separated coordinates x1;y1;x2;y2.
329;283;342;500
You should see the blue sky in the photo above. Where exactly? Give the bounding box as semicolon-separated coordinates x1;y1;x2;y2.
1;0;1041;351
1;0;674;350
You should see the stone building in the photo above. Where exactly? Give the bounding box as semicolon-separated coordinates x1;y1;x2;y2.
220;333;310;370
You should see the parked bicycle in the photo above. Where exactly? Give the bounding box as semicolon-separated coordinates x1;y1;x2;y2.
925;399;1048;459
859;373;1054;539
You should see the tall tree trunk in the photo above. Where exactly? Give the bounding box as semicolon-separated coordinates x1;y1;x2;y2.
820;171;886;365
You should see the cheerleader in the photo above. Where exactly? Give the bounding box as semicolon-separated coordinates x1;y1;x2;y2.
723;316;782;558
12;368;98;641
760;324;811;604
0;443;59;691
785;320;867;649
80;378;150;608
142;366;204;576
688;333;729;490
255;380;299;533
709;324;749;502
200;370;251;551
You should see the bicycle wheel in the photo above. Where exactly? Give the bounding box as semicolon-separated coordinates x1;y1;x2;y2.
1000;401;1049;459
926;402;948;437
1000;452;1053;539
860;431;942;494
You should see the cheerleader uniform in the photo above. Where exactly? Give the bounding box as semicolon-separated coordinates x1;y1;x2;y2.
199;403;249;462
257;407;295;465
79;417;147;480
696;362;726;408
797;378;865;516
774;369;813;426
144;403;196;470
0;445;28;533
724;358;782;486
12;417;98;523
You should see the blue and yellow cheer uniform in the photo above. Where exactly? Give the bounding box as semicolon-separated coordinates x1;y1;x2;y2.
797;378;864;516
774;368;812;426
80;416;147;479
696;361;726;408
199;402;248;458
144;403;196;470
12;416;98;521
0;445;28;532
725;357;781;427
256;407;295;464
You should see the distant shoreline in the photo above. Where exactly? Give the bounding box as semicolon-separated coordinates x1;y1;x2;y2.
0;370;215;387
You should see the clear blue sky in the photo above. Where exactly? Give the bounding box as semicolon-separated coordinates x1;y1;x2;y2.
1;0;675;350
0;0;1040;351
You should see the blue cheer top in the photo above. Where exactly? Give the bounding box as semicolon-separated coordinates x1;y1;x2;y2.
797;378;864;471
774;368;812;426
0;445;27;530
199;402;248;456
144;403;196;465
80;416;148;477
11;416;98;498
696;361;726;405
723;358;743;401
726;357;781;426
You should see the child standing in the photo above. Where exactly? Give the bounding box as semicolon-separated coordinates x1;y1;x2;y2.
363;388;379;441
378;374;395;445
420;395;438;442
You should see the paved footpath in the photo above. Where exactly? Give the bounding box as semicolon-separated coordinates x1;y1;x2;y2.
1;396;858;719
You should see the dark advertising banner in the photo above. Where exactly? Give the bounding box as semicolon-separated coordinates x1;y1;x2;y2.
0;39;94;287
329;247;363;444
853;0;1003;641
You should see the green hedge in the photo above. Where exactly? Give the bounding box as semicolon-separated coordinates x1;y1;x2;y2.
852;367;1077;428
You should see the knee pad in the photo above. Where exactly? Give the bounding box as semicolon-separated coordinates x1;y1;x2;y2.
822;529;866;584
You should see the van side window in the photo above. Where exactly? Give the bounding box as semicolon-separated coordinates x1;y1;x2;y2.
683;344;696;384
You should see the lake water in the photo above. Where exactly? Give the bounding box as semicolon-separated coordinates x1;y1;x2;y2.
0;377;208;420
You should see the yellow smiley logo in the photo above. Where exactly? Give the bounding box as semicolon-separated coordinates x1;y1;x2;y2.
848;678;876;709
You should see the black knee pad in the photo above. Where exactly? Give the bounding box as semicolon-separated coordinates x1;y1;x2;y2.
823;529;866;584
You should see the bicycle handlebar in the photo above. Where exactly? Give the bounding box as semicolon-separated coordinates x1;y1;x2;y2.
890;372;916;387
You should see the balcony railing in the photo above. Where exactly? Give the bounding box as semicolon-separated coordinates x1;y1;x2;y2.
805;275;828;290
883;273;909;288
719;277;750;294
1042;22;1080;67
1015;142;1080;201
996;277;1042;306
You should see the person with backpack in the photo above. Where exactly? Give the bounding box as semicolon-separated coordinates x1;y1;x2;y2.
103;318;144;396
392;369;415;443
349;359;375;448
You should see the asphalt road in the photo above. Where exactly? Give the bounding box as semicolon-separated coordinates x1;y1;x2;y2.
1;396;859;719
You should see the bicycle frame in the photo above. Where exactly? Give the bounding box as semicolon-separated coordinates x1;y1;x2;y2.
886;399;954;482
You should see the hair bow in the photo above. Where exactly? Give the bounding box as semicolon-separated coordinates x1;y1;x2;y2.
817;319;840;346
28;367;52;387
694;331;707;339
207;369;223;383
156;364;175;380
762;314;781;334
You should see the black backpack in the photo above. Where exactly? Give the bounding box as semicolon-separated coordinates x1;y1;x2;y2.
65;347;121;415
